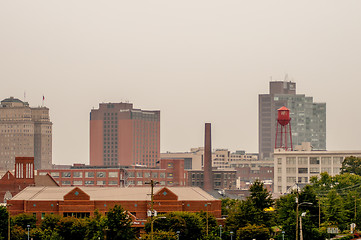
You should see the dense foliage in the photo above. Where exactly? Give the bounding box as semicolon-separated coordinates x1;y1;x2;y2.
2;169;361;240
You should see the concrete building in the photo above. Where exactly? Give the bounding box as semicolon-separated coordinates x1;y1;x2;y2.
8;186;221;224
90;102;160;167
273;149;361;194
259;80;326;159
187;169;237;190
0;97;52;170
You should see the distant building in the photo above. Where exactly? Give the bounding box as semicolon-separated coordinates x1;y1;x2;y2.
259;80;326;159
90;102;160;167
37;159;186;187
8;186;221;224
273;150;361;194
0;97;52;170
0;157;58;203
187;169;237;190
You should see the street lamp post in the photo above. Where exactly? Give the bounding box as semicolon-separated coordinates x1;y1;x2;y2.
150;216;166;240
300;212;307;240
27;225;30;240
146;179;160;240
296;202;312;240
7;204;12;240
230;231;233;240
206;202;211;236
219;225;222;239
176;231;180;240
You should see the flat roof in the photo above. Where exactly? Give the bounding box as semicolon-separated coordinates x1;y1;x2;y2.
11;186;218;201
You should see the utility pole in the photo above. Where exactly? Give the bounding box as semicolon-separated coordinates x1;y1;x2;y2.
146;179;158;240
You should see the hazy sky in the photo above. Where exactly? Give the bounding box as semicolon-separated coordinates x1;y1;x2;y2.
1;1;361;165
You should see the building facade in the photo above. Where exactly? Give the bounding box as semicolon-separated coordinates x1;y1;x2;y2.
273;150;361;194
0;97;52;170
90;102;160;167
38;159;186;187
8;186;221;224
259;80;326;159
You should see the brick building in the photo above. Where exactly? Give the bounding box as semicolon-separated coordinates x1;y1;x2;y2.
37;159;186;187
90;102;160;167
7;186;221;225
0;157;58;203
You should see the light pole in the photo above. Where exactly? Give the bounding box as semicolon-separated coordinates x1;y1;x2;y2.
230;231;233;240
146;179;159;240
296;201;312;240
7;204;12;240
176;231;180;240
282;231;285;240
300;212;306;240
219;225;222;239
27;224;30;240
150;216;166;240
206;202;211;236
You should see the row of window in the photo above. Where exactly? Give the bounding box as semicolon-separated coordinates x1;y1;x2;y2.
127;171;172;178
60;180;119;186
48;171;119;178
278;156;344;165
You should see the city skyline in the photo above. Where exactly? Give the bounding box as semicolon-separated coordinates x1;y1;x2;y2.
1;1;361;165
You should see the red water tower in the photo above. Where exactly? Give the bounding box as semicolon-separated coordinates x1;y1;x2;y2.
275;106;293;151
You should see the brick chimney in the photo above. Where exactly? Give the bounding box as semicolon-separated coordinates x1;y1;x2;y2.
203;123;213;191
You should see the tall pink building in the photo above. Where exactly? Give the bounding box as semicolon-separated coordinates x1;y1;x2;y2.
90;102;160;167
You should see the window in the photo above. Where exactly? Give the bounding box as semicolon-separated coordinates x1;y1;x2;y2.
128;171;135;178
97;181;106;185
321;167;331;173
286;168;296;174
137;181;143;186
286;177;296;183
310;157;319;165
62;181;71;185
278;177;282;182
108;172;118;178
333;157;343;165
298;157;308;165
298;168;308;174
62;172;71;178
321;157;331;165
286;157;296;165
97;172;105;178
136;172;143;178
277;158;282;165
85;172;94;178
167;173;173;178
63;212;90;218
85;181;94;185
50;172;59;178
151;172;158;178
278;168;282;174
310;168;319;174
73;172;82;178
128;180;135;185
109;181;118;185
160;181;165;186
73;180;83;185
160;172;166;178
167;163;173;168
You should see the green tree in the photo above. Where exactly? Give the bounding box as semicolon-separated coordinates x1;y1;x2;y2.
226;180;274;235
85;210;106;240
105;204;136;240
142;230;177;240
236;224;270;240
40;214;61;231
324;189;346;229
221;198;239;216
0;206;8;240
341;156;361;175
57;216;87;240
12;213;36;229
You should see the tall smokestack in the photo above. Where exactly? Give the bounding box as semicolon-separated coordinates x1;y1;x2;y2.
203;123;213;191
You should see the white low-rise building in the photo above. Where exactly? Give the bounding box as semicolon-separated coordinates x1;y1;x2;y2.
274;149;361;194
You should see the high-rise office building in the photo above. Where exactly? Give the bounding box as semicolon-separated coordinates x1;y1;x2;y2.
90;102;160;167
0;97;52;170
259;81;326;159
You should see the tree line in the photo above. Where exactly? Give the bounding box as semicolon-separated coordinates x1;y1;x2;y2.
1;156;361;240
